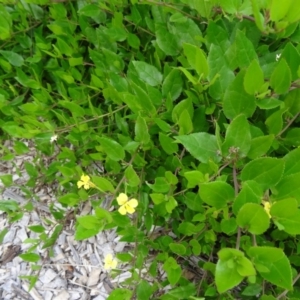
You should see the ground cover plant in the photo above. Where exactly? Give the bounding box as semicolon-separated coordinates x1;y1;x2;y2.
1;0;300;299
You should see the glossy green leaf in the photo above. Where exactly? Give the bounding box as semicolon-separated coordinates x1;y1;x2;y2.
244;60;264;95
183;43;209;78
222;114;251;157
241;157;285;190
284;1;300;23
199;181;235;209
98;137;125;161
270;59;291;94
236;203;270;235
249;246;292;290
133;61;162;87
175;133;220;163
223;71;256;119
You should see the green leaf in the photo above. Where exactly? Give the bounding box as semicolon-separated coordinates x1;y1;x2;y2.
244;60;264;95
199;182;235;209
236;203;270;235
20;253;40;263
284;1;300;23
235;30;257;68
241;157;285;190
78;4;100;17
163;257;181;285
162;69;183;101
270;59;291;94
223;71;256;119
0;50;24;66
178;109;193;135
107;288;132;300
159;133;178;154
77;215;101;230
133;61;162;87
216;248;245;293
284;128;300;146
58;193;80;207
28;225;45;233
175;133;220;163
125;165;140;187
183;43;209;78
184;171;205;188
155;24;179;56
274;173;300;203
265;108;285;135
222;114;251;157
135;115;150;144
147;177;170;193
0;174;13;187
249;246;293;290
169;243;186;255
91;176;114;192
233;180;263;215
178;221;198;236
283;147;300;176
247;135;274;159
136;280;153;300
281;42;300;80
270;198;300;234
166;284;196;299
98;137;125;161
270;0;292;21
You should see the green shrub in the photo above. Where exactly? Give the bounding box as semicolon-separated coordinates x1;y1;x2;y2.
1;0;300;298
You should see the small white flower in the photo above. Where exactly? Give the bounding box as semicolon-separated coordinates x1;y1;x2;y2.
50;135;58;143
276;53;281;61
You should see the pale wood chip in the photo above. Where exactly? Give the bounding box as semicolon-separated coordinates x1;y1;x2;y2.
39;268;57;284
53;290;70;300
87;268;101;287
22;281;43;300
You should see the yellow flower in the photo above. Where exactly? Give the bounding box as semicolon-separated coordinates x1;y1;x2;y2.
117;193;138;215
263;201;272;218
77;174;95;189
104;254;118;270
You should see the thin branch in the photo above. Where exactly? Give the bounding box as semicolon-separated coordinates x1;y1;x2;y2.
276;112;300;138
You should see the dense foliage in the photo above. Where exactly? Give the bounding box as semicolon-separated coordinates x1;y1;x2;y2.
1;0;300;299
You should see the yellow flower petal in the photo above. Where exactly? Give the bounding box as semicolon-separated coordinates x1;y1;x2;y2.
118;205;127;215
125;203;136;214
117;193;128;205
77;181;84;188
128;199;138;208
104;254;118;270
